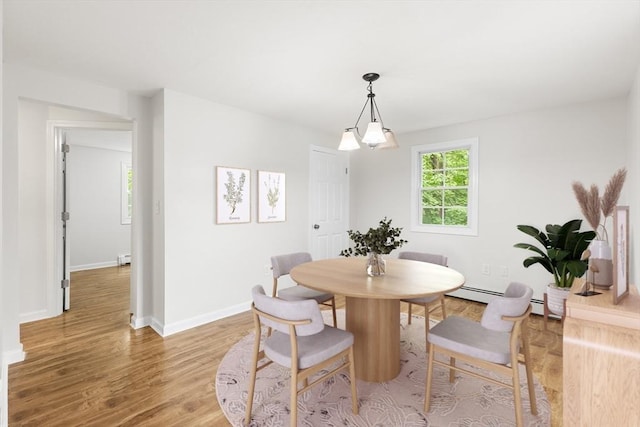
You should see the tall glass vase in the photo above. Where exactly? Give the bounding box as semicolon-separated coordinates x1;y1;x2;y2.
367;253;386;276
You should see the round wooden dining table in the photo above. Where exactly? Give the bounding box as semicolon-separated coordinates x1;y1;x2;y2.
290;256;465;382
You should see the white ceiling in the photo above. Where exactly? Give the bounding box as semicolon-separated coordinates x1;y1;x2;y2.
4;1;640;136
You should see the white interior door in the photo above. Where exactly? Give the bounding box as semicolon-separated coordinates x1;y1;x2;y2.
309;146;349;259
57;128;72;311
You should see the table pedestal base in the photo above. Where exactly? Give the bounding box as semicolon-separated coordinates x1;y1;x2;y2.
345;297;400;382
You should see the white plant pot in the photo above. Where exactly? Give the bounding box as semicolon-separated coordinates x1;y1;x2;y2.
547;283;570;316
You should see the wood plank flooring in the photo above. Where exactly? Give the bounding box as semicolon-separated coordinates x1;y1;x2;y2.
9;266;563;426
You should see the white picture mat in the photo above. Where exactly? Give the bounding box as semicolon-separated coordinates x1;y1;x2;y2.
258;170;286;223
613;206;629;304
216;166;251;224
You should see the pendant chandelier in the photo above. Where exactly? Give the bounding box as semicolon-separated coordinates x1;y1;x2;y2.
338;72;398;151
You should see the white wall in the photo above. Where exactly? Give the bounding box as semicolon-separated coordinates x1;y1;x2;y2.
17;100;49;321
0;2;6;424
67;144;131;270
156;89;333;334
628;65;640;286
2;64;153;360
349;97;629;302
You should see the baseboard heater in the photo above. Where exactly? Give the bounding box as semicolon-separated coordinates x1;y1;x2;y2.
453;285;545;315
117;254;131;266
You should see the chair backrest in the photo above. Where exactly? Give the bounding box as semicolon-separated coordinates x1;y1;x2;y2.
271;252;312;279
481;282;533;332
252;285;324;336
398;251;448;267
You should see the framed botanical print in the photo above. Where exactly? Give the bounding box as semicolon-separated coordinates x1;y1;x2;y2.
216;166;250;224
258;170;285;223
612;205;629;304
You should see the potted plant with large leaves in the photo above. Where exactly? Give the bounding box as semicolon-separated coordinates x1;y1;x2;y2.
340;217;407;276
514;219;596;315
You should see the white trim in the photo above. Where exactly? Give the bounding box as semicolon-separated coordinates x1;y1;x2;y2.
410;137;479;236
130;315;152;329
1;357;7;427
1;348;25;366
70;261;118;272
153;300;252;337
19;309;49;324
47;120;135;319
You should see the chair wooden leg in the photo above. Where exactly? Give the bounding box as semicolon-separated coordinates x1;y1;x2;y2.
348;347;359;415
424;308;430;347
245;327;262;425
407;302;413;325
439;296;447;319
521;326;538;415
290;370;298;427
543;293;548;331
511;351;524;427
424;342;436;412
330;297;337;327
449;357;456;383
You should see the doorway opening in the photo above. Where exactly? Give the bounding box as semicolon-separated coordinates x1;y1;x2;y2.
49;120;136;318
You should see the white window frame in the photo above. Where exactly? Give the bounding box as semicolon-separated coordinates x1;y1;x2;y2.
121;161;132;225
410;137;479;236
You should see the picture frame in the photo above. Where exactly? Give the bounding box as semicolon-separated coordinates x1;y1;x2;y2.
258;170;286;223
216;166;251;224
612;205;629;304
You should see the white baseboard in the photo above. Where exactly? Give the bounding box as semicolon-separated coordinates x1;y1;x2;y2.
19;309;49;324
1;359;7;427
1;347;25;427
154;300;252;337
70;261;118;272
130;315;151;329
2;347;25;366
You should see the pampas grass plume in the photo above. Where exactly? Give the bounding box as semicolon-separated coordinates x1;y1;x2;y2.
601;168;627;218
572;182;600;231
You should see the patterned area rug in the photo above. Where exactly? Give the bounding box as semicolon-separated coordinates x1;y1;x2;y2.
215;309;550;426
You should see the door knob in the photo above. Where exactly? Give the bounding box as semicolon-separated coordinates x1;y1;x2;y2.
313;224;320;229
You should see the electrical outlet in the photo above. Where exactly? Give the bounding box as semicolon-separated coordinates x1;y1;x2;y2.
482;264;491;275
500;266;509;277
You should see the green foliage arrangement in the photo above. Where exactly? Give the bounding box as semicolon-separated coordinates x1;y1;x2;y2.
514;219;596;288
223;171;246;214
264;174;280;213
340;217;408;257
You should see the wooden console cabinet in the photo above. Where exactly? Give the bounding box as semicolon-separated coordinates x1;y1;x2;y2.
563;281;640;426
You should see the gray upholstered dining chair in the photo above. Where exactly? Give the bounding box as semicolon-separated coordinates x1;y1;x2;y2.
399;251;448;337
271;252;337;327
245;285;358;427
424;282;537;427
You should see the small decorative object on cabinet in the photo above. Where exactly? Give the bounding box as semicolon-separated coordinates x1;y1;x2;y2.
514;219;595;318
340;217;407;277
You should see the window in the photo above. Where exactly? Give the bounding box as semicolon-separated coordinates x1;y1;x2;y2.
121;162;132;225
411;138;478;235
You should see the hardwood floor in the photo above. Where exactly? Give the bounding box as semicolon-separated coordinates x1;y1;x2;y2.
9;267;563;426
